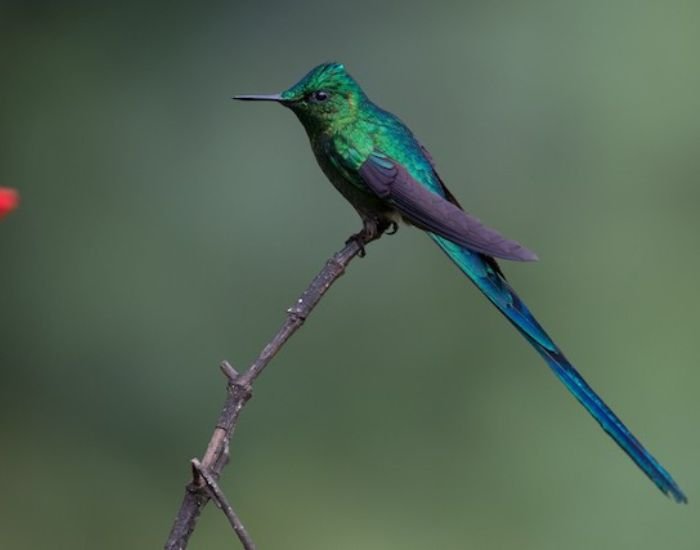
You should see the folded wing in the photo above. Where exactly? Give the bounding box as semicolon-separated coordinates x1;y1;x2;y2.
358;152;538;262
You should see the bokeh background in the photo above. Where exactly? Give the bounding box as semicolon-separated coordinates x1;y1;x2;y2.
1;1;699;548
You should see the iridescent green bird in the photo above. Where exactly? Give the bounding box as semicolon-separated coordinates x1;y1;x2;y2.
235;62;686;502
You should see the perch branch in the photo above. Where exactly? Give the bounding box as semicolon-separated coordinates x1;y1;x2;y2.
164;232;382;549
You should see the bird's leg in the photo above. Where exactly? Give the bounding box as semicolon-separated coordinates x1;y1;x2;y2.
346;218;379;257
346;218;399;257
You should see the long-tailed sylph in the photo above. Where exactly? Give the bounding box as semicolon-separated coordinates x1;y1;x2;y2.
235;62;686;502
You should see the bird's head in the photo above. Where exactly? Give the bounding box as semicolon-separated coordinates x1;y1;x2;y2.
235;62;366;133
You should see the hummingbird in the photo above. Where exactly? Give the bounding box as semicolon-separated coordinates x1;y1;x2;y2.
235;62;686;503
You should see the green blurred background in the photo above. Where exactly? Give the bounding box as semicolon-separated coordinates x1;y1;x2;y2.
1;1;698;548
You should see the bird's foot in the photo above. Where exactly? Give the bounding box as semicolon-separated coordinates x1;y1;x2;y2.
345;230;370;257
346;219;399;257
384;220;399;235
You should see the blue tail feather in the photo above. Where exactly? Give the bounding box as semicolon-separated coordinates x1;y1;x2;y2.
431;234;687;503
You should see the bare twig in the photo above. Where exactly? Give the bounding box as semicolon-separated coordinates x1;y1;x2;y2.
164;233;381;549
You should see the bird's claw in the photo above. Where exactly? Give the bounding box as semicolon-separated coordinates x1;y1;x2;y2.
346;231;369;257
385;221;399;235
347;219;399;257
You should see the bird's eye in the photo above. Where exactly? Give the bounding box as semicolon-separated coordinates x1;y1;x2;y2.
309;90;330;103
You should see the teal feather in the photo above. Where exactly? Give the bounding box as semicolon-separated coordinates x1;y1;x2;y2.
431;234;687;503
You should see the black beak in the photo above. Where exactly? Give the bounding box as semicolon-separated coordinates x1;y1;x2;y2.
233;94;285;102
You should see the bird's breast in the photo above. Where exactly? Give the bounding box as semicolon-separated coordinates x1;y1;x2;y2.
310;136;394;220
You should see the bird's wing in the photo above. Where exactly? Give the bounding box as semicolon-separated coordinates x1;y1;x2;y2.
357;152;538;262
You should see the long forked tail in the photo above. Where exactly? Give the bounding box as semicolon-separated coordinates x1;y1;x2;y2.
431;234;687;503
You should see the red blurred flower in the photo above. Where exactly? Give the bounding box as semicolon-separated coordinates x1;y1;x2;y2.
0;187;19;219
